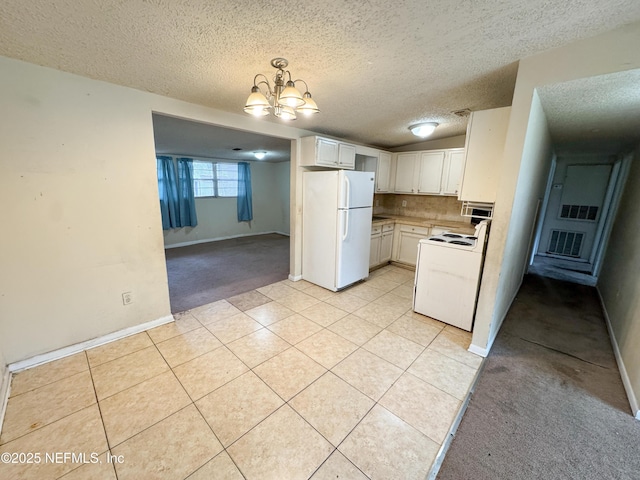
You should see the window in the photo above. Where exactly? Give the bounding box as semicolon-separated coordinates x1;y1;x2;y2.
192;161;238;197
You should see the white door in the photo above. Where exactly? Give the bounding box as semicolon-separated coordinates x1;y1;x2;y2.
537;161;613;272
339;170;375;209
336;207;372;289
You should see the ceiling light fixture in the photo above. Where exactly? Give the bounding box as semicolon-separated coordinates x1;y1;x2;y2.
253;151;267;160
244;58;319;121
409;122;439;138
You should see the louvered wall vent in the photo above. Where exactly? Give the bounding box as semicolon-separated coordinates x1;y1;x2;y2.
560;204;598;221
547;230;584;257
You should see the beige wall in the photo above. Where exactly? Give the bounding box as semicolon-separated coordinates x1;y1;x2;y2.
598;143;640;416
162;159;291;247
471;22;640;354
0;56;308;364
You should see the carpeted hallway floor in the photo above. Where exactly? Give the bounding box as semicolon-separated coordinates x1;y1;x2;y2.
165;234;290;313
437;274;640;480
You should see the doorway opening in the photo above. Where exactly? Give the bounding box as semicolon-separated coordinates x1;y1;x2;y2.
151;113;293;313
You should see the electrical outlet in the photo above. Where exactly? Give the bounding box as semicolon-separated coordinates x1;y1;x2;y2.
402;200;407;207
122;292;133;305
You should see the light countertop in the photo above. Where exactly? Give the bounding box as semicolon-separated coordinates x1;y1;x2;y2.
371;214;475;234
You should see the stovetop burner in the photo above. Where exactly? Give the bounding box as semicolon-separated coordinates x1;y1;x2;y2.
429;238;446;242
450;240;473;246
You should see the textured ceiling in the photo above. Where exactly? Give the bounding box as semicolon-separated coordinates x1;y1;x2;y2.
1;0;640;150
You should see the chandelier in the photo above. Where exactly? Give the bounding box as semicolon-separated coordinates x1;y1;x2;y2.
244;58;319;120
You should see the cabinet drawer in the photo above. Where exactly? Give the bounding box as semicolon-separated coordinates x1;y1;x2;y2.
382;223;394;233
371;225;382;235
398;225;430;236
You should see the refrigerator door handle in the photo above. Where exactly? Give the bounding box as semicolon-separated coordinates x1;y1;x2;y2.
344;175;351;210
342;209;349;241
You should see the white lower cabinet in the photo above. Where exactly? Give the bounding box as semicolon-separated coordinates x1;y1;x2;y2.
393;224;430;266
370;223;394;268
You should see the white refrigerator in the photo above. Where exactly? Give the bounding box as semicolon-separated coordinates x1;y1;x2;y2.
302;170;375;291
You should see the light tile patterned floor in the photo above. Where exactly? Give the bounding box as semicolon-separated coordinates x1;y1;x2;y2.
0;265;483;480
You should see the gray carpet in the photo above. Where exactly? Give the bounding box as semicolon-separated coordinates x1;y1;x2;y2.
437;274;640;480
164;233;289;313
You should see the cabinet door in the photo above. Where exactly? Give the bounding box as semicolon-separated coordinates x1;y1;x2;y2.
380;230;394;263
443;150;465;195
370;233;382;267
397;231;424;265
417;151;445;194
338;143;356;169
376;152;392;192
317;138;339;166
394;153;419;193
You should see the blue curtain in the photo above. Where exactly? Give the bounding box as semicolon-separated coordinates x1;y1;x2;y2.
157;156;179;230
177;158;198;227
237;162;253;222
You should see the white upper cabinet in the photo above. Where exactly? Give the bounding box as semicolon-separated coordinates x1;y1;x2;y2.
376;151;392;193
393;148;463;196
458;106;511;202
417;151;445;194
300;136;356;169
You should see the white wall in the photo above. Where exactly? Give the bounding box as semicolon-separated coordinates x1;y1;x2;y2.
162;159;291;247
598;143;640;417
471;21;640;355
391;134;466;152
0;55;309;365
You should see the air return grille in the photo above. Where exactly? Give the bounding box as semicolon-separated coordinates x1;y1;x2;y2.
548;230;584;257
560;204;598;221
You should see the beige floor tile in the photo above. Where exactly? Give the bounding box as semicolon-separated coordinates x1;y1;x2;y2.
310;450;369;480
245;301;295;326
268;314;323;344
302;284;338;300
373;291;413;310
9;352;88;397
324;293;370;313
226;290;272;311
389;282;415;300
362;275;401;293
173;347;249;400
226;328;290;368
227;405;333;480
0;404;108;480
99;371;191;447
256;282;298;300
204;312;263;344
112;405;222;480
379;372;460;444
290;372;374;446
60;456;118;480
352;302;408;328
254;348;326;401
408;348;478;400
381;269;415;284
404;310;447;327
332;348;403;401
362;330;424;369
196;371;284;447
342;283;386;302
155;327;222;368
338;405;439;480
277;290;321;312
0;370;95;444
387;314;444;346
327;314;382;345
430;329;483;369
443;324;473;341
147;314;202;344
186;451;244;480
280;279;314;291
86;333;153;367
296;330;359;369
299;302;349;327
190;299;243;325
91;346;169;400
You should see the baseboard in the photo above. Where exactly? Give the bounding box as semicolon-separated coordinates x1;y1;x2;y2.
8;315;174;374
288;274;303;281
164;231;290;249
467;343;489;357
0;366;11;437
596;287;640;420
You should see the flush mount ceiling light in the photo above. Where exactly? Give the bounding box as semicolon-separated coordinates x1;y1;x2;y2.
409;122;439;138
253;151;267;160
244;58;319;121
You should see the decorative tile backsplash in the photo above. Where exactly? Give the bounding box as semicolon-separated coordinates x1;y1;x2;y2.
373;194;470;223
